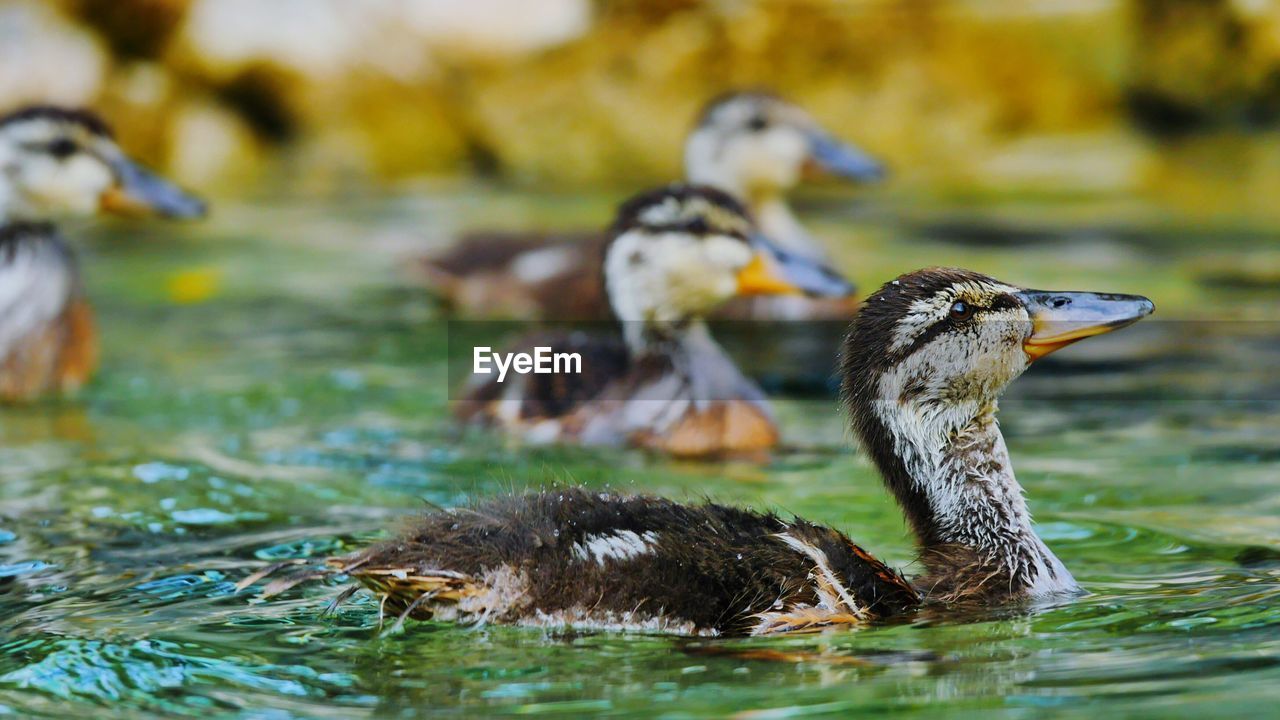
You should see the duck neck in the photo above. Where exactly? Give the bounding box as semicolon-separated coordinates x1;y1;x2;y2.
686;164;823;260
0;221;61;253
0;145;26;223
623;317;693;357
748;193;823;261
624;318;721;365
0;186;20;225
624;318;766;408
862;397;1077;601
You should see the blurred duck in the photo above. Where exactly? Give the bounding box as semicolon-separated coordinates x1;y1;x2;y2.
282;268;1153;636
0;106;206;402
455;183;853;458
420;91;883;320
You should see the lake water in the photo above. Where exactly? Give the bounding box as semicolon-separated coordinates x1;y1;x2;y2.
1;186;1277;717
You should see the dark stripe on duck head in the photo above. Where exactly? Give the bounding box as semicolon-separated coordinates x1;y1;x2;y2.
844;267;1021;369
607;183;753;242
0;106;114;139
694;89;783;129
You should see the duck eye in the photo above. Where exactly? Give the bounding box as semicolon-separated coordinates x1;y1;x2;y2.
686;217;709;234
950;300;973;320
746;115;769;132
47;138;78;159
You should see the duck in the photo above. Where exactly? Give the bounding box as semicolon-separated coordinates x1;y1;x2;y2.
453;183;854;459
419;91;884;321
0;105;206;402
264;267;1153;636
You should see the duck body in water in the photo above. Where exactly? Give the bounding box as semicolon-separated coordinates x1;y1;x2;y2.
419;91;882;321
301;267;1154;635
454;184;853;459
0;106;206;401
342;488;920;636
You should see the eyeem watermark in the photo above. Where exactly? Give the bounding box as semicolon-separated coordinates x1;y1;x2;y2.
473;346;583;383
449;320;1217;402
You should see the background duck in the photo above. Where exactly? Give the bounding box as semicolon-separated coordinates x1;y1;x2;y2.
266;267;1152;636
419;91;883;321
454;183;853;459
0;105;206;402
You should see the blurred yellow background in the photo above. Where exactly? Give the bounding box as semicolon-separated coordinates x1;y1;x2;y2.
7;0;1280;221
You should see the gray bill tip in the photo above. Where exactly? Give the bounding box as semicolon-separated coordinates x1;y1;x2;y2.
754;235;857;298
107;157;208;219
808;130;887;183
1018;289;1154;360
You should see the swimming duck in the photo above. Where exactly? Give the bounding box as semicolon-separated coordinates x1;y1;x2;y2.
0;105;206;402
454;183;854;459
419;91;883;321
300;267;1153;635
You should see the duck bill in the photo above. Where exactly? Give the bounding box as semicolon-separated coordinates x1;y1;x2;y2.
100;157;207;219
736;235;857;298
1019;290;1155;360
807;129;886;182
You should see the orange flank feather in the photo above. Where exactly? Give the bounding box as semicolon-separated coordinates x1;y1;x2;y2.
57;299;98;393
642;401;779;459
0;297;98;402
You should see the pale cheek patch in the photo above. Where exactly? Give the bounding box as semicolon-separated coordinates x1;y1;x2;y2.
661;235;739;313
23;155;112;213
960;311;1031;381
572;530;659;565
735;129;806;187
608;232;731;321
880;310;1031;416
701;235;751;269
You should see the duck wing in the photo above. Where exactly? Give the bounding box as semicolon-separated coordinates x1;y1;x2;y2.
418;230;610;320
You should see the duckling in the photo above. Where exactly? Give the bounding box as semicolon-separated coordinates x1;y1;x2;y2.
0;105;206;402
308;268;1153;635
455;183;854;459
420;91;882;320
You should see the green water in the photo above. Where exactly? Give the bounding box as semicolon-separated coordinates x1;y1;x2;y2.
1;186;1278;718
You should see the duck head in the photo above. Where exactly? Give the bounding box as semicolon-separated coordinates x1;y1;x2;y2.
842;268;1154;420
0;106;206;222
841;268;1153;598
604;184;853;344
684;92;885;204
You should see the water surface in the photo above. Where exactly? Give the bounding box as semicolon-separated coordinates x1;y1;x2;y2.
1;187;1278;718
